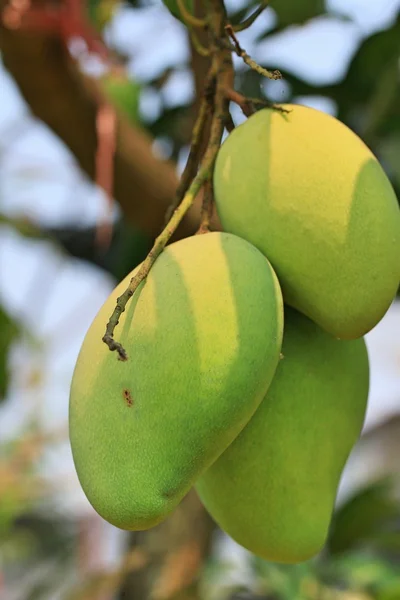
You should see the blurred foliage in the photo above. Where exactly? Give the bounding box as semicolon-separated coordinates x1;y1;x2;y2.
2;456;400;599
162;0;194;23
0;304;20;402
87;0;121;30
41;217;152;280
269;0;325;27
0;428;76;598
328;479;400;556
203;483;400;600
85;0;400;203
0;212;152;281
101;71;142;126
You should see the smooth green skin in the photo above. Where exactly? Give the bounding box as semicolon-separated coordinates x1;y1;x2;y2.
214;104;400;340
196;307;370;564
162;0;194;22
69;232;284;531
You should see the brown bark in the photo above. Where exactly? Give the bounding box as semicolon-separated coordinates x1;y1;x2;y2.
0;14;214;239
189;0;213;161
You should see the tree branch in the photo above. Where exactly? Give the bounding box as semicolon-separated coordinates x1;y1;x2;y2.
0;12;212;239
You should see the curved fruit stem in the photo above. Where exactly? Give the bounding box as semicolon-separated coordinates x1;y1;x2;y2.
103;29;232;359
176;0;207;28
102;160;210;360
164;68;216;226
102;0;283;359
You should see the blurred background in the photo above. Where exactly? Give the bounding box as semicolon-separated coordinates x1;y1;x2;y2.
0;0;400;598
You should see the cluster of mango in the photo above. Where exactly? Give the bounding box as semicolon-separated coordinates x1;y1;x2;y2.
69;104;400;563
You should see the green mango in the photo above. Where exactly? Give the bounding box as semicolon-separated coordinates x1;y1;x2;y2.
213;104;400;340
69;232;284;531
196;307;369;564
162;0;194;22
100;73;141;125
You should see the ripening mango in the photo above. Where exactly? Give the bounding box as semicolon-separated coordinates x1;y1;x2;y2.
214;104;400;339
69;232;283;531
196;307;369;564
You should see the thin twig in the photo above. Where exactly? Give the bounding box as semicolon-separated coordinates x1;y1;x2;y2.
102;178;204;359
225;24;282;80
103;0;232;359
226;89;291;116
189;28;211;57
103;89;226;360
176;0;207;28
225;87;256;116
224;111;236;131
196;180;214;234
233;0;270;32
164;69;216;225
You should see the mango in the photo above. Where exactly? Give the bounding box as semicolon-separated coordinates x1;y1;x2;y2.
196;307;369;564
69;232;283;531
213;104;400;339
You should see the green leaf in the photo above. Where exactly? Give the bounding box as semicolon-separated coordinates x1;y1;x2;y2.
327;478;400;555
228;0;260;29
269;0;325;27
161;0;194;23
322;551;399;593
0;490;25;536
377;581;400;600
42;219;151;280
101;72;142;125
0;305;20;402
105;219;152;281
147;104;192;146
12;510;75;558
343;13;400;101
0;213;48;240
379;135;400;190
332;14;400;142
86;0;121;30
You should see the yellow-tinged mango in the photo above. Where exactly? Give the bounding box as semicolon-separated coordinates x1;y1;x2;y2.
214;104;400;339
196;307;369;564
69;232;283;531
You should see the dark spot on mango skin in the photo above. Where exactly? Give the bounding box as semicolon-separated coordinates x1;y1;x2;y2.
123;389;133;407
162;489;174;499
